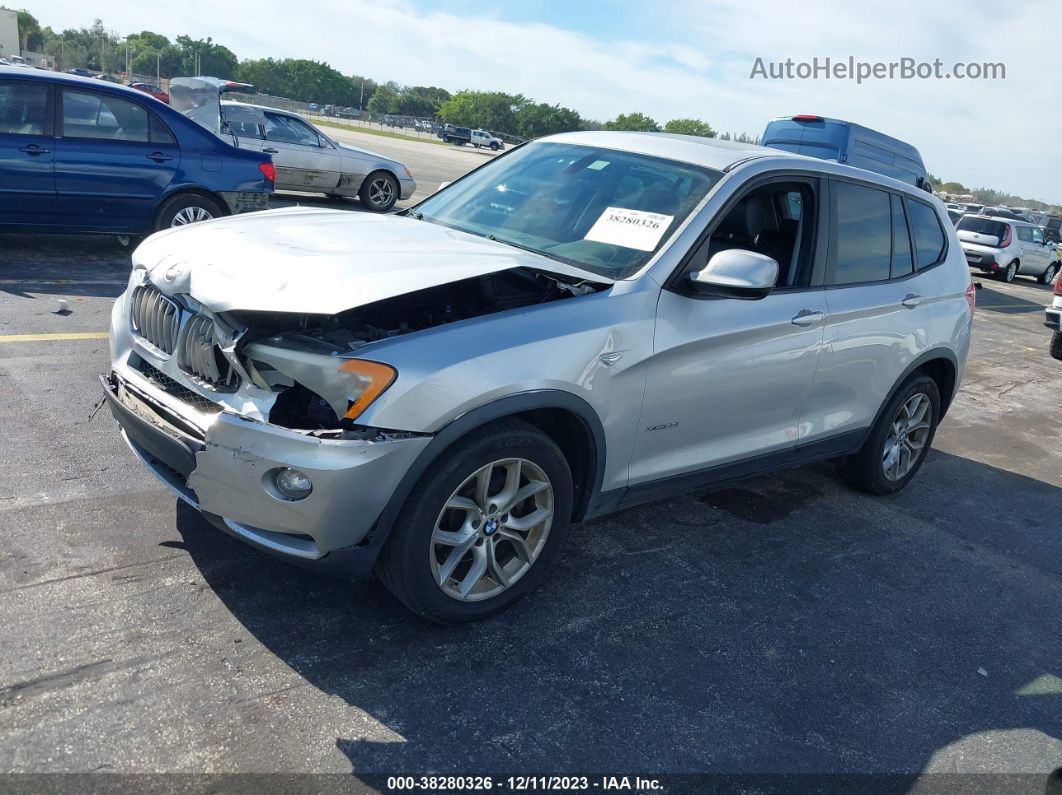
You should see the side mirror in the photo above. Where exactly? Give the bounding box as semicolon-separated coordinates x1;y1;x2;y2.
687;249;778;300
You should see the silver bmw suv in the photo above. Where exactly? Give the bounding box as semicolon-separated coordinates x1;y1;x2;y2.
103;132;973;623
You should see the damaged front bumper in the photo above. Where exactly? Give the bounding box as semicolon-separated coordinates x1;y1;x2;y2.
101;370;431;579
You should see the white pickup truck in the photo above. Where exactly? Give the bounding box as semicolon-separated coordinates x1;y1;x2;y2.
470;129;504;151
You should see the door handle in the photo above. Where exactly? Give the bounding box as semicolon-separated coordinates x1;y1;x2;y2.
901;293;923;308
18;144;50;155
146;152;174;163
262;147;279;154
791;309;825;327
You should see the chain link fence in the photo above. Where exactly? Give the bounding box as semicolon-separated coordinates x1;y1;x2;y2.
226;91;526;146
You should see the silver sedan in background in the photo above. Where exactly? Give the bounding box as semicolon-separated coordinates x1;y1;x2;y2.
222;102;416;211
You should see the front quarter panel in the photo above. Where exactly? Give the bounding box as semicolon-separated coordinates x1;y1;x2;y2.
357;282;658;493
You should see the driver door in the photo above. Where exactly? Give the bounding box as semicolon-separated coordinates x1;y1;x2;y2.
628;176;829;485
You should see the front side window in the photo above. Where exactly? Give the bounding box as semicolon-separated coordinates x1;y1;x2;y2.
906;200;946;268
1032;227;1045;244
1016;226;1033;242
0;81;48;135
829;181;892;284
412;142;722;279
264;113;321;146
62;90;149;142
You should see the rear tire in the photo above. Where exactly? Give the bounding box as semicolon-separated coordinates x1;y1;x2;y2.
999;261;1018;282
376;418;573;624
1038;262;1058;285
154;193;224;231
838;374;940;496
1051;332;1062;362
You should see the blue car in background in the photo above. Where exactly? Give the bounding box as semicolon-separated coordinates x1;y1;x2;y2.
0;67;274;239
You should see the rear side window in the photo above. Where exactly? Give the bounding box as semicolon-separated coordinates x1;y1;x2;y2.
907;200;946;268
891;194;914;278
149;115;175;145
830;181;892;284
63;90;149;142
0;82;48;135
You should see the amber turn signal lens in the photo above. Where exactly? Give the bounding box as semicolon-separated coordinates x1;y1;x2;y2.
338;359;397;421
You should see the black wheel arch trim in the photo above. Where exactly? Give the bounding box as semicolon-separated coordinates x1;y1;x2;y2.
333;390;607;578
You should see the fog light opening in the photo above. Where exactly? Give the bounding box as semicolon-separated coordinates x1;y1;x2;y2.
270;467;313;501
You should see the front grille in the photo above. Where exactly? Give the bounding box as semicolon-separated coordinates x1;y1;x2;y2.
132;358;222;414
130;285;180;355
179;314;239;392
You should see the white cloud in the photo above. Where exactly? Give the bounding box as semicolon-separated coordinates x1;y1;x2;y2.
26;0;1062;200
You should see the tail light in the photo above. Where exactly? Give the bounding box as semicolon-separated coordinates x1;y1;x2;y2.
1054;272;1062;296
258;162;276;183
999;224;1012;248
965;283;977;312
793;114;823;122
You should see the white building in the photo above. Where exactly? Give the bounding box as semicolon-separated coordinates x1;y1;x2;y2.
0;7;20;63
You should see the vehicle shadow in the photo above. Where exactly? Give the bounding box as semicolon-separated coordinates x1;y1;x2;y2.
171;450;1060;778
975;280;1054;315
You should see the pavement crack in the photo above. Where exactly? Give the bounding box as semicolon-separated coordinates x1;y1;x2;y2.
7;554;186;593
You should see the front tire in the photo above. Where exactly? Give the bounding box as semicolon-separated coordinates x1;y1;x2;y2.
358;172;399;212
154;193;224;231
1038;262;1058;285
376;419;573;624
838;374;940;495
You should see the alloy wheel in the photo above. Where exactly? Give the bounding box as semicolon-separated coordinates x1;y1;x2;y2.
367;176;395;208
882;392;933;481
1004;263;1017;282
171;206;214;226
430;457;554;602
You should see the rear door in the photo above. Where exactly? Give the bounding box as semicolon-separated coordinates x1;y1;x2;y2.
804;181;933;442
262;111;341;192
0;79;56;226
53;88;180;232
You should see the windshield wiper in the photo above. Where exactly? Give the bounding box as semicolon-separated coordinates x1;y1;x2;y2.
484;234;564;263
403;209;424;220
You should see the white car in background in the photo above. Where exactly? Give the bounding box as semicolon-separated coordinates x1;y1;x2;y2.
169;77;416;212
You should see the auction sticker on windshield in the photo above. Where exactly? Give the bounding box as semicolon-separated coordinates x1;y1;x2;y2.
584;207;674;251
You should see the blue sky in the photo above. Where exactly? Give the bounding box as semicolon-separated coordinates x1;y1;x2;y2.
27;0;1062;202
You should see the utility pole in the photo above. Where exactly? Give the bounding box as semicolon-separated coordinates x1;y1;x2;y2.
156;52;160;83
360;79;364;110
125;39;130;78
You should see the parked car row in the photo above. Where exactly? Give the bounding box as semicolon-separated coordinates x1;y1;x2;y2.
0;68;418;240
956;214;1060;284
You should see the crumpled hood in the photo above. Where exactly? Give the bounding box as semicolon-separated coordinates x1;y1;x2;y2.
133;207;608;315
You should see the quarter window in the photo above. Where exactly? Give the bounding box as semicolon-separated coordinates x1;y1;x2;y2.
830;181;892;284
63;90;149;142
0;82;48;135
906;200;946;268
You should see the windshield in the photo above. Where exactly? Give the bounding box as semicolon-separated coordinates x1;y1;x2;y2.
412;142;722;279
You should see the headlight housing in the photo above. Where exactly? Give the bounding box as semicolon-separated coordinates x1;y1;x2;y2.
339;359;397;421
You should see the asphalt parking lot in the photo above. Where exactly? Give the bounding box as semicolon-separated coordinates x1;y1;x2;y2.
0;130;1059;783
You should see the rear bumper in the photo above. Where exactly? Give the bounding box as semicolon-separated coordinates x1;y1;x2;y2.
1045;307;1061;331
219;190;270;215
101;371;431;579
398;177;417;200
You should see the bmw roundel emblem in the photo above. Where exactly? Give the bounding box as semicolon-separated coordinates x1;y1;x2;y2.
485;518;499;536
